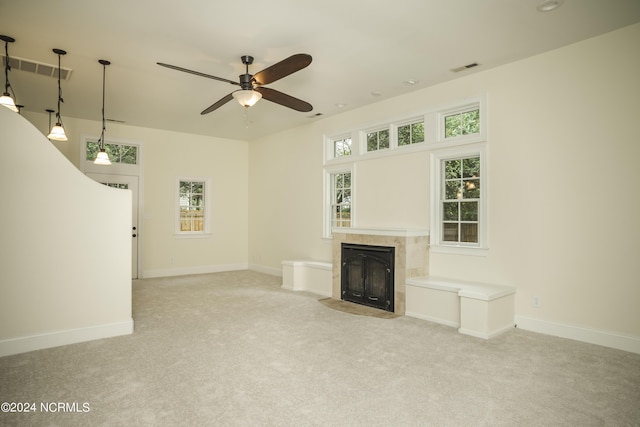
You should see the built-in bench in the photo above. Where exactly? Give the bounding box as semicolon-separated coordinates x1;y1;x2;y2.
406;276;516;339
281;260;332;297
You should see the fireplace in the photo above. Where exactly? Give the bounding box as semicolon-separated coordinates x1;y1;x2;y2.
341;243;395;312
332;228;430;315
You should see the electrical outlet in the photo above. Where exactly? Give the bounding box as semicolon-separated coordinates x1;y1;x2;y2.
532;295;541;308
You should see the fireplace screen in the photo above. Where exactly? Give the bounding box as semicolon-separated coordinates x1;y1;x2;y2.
341;243;394;312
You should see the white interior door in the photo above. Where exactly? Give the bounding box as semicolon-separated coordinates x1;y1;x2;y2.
87;173;139;279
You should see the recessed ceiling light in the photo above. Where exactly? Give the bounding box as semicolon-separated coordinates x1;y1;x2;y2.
537;0;564;12
403;79;419;86
371;91;382;97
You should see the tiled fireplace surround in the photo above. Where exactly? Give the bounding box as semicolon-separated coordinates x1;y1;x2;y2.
331;228;430;315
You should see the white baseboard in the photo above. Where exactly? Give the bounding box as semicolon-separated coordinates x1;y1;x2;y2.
142;263;249;279
0;319;134;357
249;263;282;277
515;315;640;355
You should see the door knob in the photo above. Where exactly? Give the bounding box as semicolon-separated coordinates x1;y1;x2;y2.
132;234;137;237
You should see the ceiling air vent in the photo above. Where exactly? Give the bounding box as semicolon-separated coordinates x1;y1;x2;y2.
1;55;73;80
451;62;479;73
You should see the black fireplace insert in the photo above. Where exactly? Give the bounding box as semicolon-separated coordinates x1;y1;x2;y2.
341;243;394;312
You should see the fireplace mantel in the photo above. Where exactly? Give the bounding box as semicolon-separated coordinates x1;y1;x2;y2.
332;227;429;238
332;228;430;315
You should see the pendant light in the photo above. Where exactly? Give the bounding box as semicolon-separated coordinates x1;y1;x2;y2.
94;59;111;165
0;35;18;113
47;49;68;141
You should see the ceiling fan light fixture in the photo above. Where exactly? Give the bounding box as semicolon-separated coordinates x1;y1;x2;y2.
47;123;68;141
232;89;262;107
0;92;18;112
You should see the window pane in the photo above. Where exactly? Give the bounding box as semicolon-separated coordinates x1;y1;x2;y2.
444;159;461;179
445;181;461;200
443;202;458;221
86;141;99;160
463;157;480;178
411;122;424;143
460;201;478;221
461;223;478;243
443;223;458;242
398;125;410;146
464;179;480;198
367;132;377;151
379;129;389;149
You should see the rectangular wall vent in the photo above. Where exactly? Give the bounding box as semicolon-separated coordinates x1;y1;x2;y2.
1;55;73;80
451;62;479;73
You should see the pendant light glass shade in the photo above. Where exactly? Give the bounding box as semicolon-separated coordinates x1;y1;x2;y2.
94;148;111;165
1;35;18;113
0;93;18;112
232;89;262;107
48;48;67;141
47;123;67;141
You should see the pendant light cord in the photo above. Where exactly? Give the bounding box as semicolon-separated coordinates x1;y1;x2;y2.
98;62;106;148
3;39;16;100
55;53;63;125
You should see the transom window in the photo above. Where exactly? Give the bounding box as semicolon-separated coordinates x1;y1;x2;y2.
331;171;352;228
86;141;138;165
444;109;480;139
442;156;480;244
366;129;390;152
397;120;424;146
333;137;352;157
178;180;206;233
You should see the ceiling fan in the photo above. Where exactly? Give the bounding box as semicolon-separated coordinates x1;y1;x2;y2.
157;54;313;115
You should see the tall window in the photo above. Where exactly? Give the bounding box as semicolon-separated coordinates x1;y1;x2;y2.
331;171;352;228
178;179;207;233
430;144;486;254
442;156;480;244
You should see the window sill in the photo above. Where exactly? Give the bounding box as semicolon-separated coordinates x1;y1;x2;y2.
174;233;212;239
430;244;488;257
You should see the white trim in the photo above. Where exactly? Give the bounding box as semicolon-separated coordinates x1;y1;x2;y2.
515;315;640;355
459;324;514;340
0;320;134;357
333;227;429;238
143;263;248;279
250;263;283;277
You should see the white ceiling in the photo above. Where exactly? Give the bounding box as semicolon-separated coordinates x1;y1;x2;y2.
2;0;640;141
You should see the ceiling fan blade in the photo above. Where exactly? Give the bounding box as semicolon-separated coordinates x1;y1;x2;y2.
252;54;312;86
201;93;234;115
255;87;313;112
157;62;239;86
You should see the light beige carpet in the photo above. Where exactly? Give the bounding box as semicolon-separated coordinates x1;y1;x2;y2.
318;297;400;319
1;270;639;426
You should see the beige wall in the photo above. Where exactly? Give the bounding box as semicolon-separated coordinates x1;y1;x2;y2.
249;24;640;340
0;108;132;356
23;112;250;278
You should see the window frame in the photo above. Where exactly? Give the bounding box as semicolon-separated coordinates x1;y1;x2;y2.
323;164;355;238
430;143;488;255
175;177;212;237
